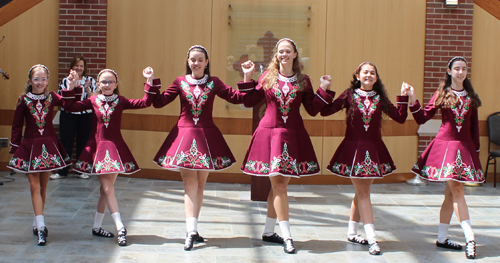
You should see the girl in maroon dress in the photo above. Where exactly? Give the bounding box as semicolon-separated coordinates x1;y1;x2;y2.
237;38;332;254
8;64;72;246
153;45;247;251
64;67;160;246
320;62;410;255
408;56;482;259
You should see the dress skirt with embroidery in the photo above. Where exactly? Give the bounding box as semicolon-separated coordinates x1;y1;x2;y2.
237;72;331;178
410;91;484;183
153;75;245;171
321;89;409;179
62;83;160;175
8;92;71;173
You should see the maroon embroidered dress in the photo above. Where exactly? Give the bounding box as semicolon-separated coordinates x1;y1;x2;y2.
321;89;408;178
237;72;331;178
410;90;484;182
62;82;160;175
153;75;245;171
8;92;71;173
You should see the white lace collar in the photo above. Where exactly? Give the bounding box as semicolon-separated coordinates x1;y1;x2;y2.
26;92;47;100
277;73;297;83
186;74;208;85
97;94;118;102
355;88;377;97
452;89;468;97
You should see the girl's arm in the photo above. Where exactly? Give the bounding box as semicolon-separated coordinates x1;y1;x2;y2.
9;99;25;154
60;89;93;112
320;90;347;116
471;107;480;152
124;79;161;109
302;75;335;116
214;77;248;104
153;77;180;108
409;92;439;125
386;95;409;123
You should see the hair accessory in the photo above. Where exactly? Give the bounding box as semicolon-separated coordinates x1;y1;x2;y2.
28;64;50;78
187;45;209;58
97;69;119;82
275;38;297;50
447;56;468;68
355;62;370;74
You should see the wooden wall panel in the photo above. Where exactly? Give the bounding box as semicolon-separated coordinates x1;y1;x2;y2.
0;0;60;110
106;0;212;116
325;0;426;121
472;4;500;120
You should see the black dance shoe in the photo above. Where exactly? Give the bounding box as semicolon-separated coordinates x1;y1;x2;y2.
92;227;115;238
262;233;284;244
37;227;47;246
33;227;48;237
184;232;205;251
465;241;476;259
117;227;127;246
283;238;296;254
348;235;368;245
436;239;462;250
368;242;381;255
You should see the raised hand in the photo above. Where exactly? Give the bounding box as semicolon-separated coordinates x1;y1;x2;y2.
143;66;154;85
66;69;79;90
401;82;409;96
319;75;332;91
241;60;255;82
408;84;416;105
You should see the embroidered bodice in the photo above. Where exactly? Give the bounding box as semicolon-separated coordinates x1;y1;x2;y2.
353;89;381;131
24;92;53;136
409;90;479;150
153;75;246;128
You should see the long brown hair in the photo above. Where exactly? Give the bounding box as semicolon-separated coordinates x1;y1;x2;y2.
262;39;307;91
69;56;88;77
434;57;481;108
344;62;391;119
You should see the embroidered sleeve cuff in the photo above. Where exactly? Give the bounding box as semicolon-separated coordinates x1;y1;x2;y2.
396;95;409;104
410;100;421;114
73;86;83;95
145;79;161;93
60;89;76;98
237;80;256;92
316;88;335;104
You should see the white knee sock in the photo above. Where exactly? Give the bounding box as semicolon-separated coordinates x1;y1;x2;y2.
278;220;292;240
460;220;475;242
363;223;376;244
186;217;198;234
263;217;277;236
437;223;449;243
111;212;124;231
35;215;45;229
93;212;105;230
347;221;359;237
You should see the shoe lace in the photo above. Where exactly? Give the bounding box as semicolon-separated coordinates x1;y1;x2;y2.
446;239;461;249
353;235;365;243
369;243;380;253
285;239;294;249
466;241;476;255
185;235;194;246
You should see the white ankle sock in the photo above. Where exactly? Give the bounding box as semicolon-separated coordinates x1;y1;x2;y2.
93;212;105;230
437;223;449;243
35;215;45;229
460;220;475;242
278;220;292;240
186;217;198;234
33;215;37;228
363;223;376;244
263;217;277;236
347;220;359;237
111;212;124;231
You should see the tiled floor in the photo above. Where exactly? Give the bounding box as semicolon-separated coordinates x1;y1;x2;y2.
0;171;499;262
